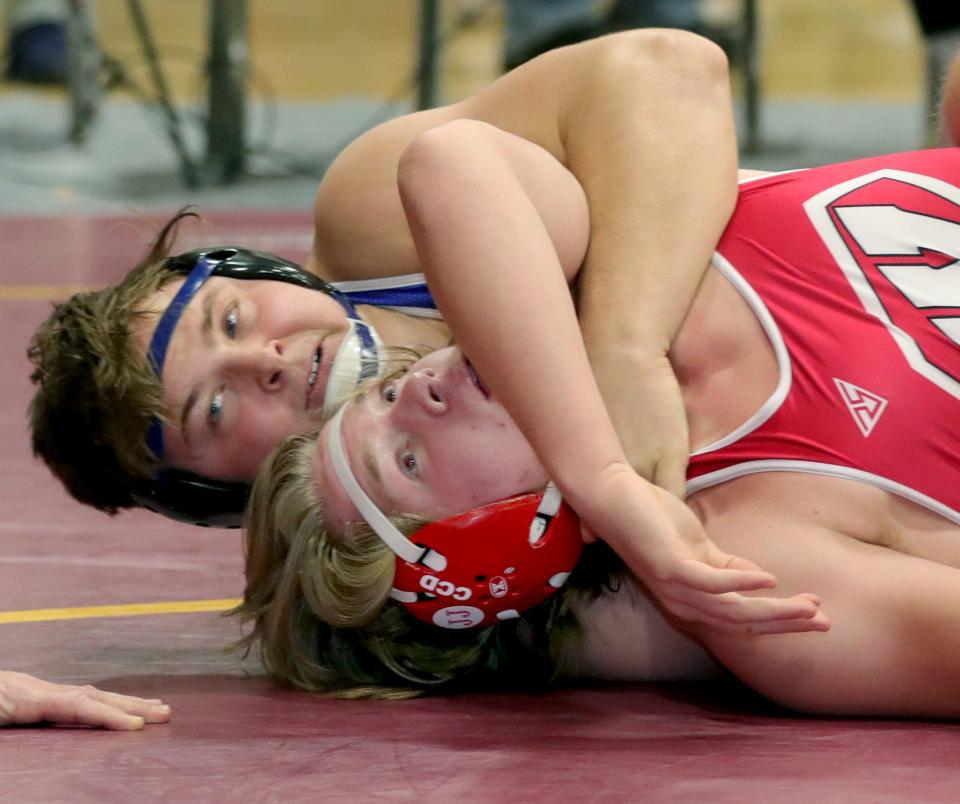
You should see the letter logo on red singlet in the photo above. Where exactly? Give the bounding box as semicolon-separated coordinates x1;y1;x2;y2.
833;378;888;436
804;170;960;401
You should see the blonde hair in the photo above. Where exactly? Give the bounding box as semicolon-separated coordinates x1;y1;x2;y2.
238;423;443;697
237;418;618;699
243;424;426;630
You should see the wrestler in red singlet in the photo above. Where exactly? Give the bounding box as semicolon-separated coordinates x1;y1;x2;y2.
688;149;960;524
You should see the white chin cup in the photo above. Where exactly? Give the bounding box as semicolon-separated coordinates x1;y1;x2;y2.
322;318;386;414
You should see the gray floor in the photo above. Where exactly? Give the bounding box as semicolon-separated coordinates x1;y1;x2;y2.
0;91;408;216
0;88;932;221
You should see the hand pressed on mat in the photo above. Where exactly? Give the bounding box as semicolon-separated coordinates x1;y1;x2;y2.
0;670;171;730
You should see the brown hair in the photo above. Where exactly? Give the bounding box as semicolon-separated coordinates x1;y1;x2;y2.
27;208;199;513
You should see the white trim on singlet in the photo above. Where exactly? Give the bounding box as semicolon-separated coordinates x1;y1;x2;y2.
802;168;960;400
685;169;814;456
375;306;443;320
330;272;430;292
689;252;793;457
737;168;807;186
686;459;960;526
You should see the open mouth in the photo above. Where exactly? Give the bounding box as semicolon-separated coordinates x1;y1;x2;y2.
305;341;324;406
463;355;490;399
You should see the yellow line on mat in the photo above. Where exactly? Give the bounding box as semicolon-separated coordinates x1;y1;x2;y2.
0;598;242;624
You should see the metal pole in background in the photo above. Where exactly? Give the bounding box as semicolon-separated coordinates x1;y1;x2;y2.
206;0;249;183
416;0;441;109
127;0;198;187
66;0;102;145
742;0;762;154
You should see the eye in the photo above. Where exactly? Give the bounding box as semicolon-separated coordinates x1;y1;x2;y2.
208;391;224;425
399;451;418;478
373;366;410;405
224;305;239;338
381;382;398;404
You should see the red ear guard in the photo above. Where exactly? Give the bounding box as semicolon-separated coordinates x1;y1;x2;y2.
390;490;583;629
326;405;583;631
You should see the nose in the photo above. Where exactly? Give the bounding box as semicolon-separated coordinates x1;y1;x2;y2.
396;368;447;418
227;340;286;393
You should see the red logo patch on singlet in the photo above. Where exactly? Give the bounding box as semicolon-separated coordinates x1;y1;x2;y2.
804;170;960;400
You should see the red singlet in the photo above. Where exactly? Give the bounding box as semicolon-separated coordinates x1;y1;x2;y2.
687;149;960;524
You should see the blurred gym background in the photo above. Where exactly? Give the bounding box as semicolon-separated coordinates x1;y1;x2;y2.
0;0;949;219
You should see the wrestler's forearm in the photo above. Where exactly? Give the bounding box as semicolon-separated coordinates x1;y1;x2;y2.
563;30;738;354
397;121;636;506
559;32;739;491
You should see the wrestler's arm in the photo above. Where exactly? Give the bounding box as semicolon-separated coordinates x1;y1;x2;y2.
692;498;960;718
311;30;738;495
397;120;823;636
0;670;171;730
558;31;738;496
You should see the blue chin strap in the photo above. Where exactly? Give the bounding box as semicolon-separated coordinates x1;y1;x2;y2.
136;246;382;528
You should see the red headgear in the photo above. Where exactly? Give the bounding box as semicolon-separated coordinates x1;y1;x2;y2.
327;406;582;629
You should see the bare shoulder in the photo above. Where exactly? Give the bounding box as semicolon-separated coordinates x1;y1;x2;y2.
309;59;565;282
309;43;583;282
310;28;725;282
310;106;453;281
309;76;566;281
689;478;960;718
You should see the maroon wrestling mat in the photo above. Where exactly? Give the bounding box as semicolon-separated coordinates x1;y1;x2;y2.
3;213;960;802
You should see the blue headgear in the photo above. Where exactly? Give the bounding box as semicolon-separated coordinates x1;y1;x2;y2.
134;247;383;527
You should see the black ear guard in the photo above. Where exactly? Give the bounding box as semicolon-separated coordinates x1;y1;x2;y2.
132;468;251;528
164;247;341;294
130;246;350;529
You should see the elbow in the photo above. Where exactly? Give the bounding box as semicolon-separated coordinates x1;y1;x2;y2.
596;28;730;87
397;120;501;247
397;120;486;205
397;128;443;206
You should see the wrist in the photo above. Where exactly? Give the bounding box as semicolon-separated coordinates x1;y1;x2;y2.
582;325;667;363
559;460;652;531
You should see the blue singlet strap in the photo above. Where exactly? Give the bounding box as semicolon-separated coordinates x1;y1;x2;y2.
145;257;218;459
326;289;378;362
337;284;436;310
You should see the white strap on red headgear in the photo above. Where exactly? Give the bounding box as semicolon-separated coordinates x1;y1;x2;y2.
326;404;582;629
327;405;447;570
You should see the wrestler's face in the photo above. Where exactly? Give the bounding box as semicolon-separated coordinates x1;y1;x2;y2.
314;346;548;533
134;276;350;481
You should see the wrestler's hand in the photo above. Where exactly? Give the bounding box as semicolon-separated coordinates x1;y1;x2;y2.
590;349;689;499
580;471;831;636
0;671;171;730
